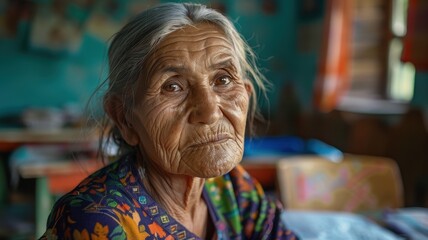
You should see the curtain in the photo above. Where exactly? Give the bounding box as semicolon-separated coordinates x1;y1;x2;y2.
313;0;352;112
401;0;428;71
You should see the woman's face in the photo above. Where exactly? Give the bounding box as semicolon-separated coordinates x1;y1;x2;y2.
127;23;250;178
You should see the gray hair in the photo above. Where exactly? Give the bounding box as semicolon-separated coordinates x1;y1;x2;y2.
100;2;268;158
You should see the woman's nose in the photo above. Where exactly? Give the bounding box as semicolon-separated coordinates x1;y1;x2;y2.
188;86;221;125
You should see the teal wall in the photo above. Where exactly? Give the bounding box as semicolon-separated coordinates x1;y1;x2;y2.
412;72;428;108
222;0;301;114
0;33;107;116
0;0;426;118
0;0;302;117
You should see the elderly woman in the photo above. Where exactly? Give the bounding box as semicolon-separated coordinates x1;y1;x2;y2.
42;3;296;240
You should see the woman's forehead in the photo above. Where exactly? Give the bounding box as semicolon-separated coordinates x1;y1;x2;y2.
153;23;234;54
143;23;240;75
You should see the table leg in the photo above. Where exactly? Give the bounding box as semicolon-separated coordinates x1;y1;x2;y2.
35;177;53;239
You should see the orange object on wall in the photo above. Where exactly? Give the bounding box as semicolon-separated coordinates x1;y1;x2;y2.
313;0;352;112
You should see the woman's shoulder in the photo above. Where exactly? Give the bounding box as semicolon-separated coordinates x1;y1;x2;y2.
63;155;132;195
43;154;150;239
55;154;141;207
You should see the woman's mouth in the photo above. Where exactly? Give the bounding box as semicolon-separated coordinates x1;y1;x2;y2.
189;134;232;148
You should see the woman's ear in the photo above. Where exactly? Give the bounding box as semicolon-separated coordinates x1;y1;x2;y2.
244;81;254;97
104;97;139;146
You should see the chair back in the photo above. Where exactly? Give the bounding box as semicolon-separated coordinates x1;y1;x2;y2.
276;154;403;212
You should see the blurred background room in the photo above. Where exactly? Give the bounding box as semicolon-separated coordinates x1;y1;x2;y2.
0;0;427;239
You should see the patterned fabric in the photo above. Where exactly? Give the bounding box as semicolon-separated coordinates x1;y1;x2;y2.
41;154;297;239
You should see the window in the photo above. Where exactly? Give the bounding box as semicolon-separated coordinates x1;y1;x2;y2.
338;0;414;113
388;0;415;101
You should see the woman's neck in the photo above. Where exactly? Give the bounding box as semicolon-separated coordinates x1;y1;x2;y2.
137;154;211;238
144;168;205;211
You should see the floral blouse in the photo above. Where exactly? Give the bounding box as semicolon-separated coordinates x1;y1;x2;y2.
41;154;297;239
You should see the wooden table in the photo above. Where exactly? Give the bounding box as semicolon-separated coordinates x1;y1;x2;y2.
19;156;104;238
0;127;100;238
0;128;97;151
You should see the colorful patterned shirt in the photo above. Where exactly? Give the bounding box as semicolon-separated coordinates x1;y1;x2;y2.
41;154;297;239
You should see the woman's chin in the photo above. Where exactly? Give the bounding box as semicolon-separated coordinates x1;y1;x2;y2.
182;144;243;178
189;155;242;178
195;163;237;178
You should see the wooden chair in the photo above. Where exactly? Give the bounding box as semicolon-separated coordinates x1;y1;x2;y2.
276;154;403;212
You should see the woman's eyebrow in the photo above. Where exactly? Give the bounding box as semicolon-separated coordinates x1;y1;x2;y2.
209;59;237;70
156;59;237;74
161;65;187;73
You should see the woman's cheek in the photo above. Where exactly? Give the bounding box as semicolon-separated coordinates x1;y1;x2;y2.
222;89;249;133
135;99;178;149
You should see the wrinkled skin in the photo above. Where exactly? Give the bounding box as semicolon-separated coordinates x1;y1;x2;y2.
124;23;251;178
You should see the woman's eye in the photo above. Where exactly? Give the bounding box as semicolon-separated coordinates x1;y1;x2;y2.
215;76;232;86
163;83;182;92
